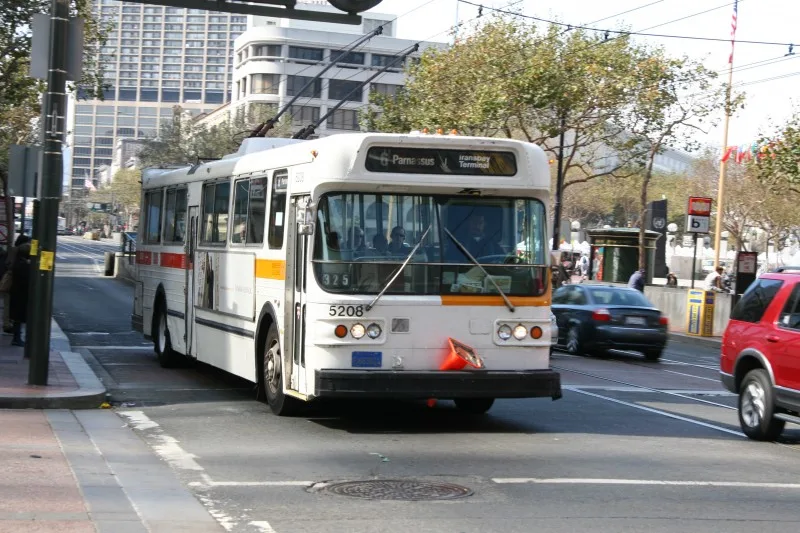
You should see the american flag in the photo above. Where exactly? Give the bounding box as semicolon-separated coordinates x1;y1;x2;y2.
728;0;738;64
84;177;96;191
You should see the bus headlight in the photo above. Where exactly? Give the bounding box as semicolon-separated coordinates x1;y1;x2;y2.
350;323;366;339
513;324;528;340
366;323;382;339
497;324;512;340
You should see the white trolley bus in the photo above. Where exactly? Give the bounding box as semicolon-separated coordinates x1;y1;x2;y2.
132;132;561;415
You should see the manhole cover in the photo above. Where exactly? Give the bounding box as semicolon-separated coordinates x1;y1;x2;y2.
322;479;473;501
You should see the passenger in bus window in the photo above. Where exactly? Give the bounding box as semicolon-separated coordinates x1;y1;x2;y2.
350;228;367;256
388;226;410;256
372;233;388;254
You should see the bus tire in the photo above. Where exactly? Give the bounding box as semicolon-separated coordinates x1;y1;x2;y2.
153;301;180;368
454;398;495;414
264;323;300;416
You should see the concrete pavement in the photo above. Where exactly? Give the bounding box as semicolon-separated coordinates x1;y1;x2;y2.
0;317;106;409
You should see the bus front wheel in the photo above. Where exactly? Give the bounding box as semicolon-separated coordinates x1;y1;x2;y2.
454;398;495;414
263;323;300;416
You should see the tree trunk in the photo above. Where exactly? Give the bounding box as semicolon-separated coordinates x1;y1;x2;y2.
638;150;656;271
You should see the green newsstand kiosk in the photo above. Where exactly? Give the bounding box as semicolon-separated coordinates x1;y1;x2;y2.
586;228;662;285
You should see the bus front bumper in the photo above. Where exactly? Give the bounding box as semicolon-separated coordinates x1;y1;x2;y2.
314;369;562;400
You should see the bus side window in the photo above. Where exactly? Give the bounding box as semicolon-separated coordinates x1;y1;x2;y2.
145;189;163;244
268;169;288;249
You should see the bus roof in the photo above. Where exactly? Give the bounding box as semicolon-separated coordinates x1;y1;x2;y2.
141;132;550;196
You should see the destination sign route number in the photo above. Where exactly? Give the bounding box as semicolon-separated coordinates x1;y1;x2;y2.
366;147;517;176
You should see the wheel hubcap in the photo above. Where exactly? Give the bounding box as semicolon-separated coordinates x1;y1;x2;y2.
741;381;765;428
265;341;281;395
567;329;579;353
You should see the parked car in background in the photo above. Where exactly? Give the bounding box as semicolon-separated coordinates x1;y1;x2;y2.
720;271;800;441
552;284;668;360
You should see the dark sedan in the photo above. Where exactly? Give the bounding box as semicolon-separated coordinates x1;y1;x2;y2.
552;284;668;360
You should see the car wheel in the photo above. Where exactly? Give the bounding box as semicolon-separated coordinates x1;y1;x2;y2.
263;323;301;416
738;369;785;441
454;398;495;414
644;349;662;361
153;302;180;368
566;325;583;356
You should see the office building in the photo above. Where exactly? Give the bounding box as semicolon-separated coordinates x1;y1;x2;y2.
66;0;247;196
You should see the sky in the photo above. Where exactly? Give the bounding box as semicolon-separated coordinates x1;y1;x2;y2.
363;0;800;151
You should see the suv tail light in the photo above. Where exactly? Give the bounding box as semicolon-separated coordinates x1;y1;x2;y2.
592;308;612;322
659;316;669;326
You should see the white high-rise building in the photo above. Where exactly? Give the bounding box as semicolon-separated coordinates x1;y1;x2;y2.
205;5;443;137
67;0;247;195
67;1;445;199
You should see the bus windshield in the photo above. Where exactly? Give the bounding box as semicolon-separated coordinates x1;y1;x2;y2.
312;193;548;296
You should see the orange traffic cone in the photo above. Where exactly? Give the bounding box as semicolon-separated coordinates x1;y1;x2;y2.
440;337;483;370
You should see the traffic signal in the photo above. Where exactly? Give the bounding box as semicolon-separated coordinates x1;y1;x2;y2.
327;1;384;14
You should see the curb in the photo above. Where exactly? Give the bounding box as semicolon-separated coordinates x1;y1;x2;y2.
669;331;722;347
0;320;107;409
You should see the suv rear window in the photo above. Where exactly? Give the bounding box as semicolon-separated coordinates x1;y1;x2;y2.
730;278;784;323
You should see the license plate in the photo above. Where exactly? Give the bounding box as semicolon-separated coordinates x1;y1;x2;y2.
352;351;382;368
625;316;647;326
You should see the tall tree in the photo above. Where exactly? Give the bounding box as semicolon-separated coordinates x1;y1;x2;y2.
620;52;734;269
137;104;294;168
751;111;800;195
0;0;109;188
364;15;651;189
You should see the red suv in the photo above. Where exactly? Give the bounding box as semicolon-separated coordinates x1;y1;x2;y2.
721;272;800;440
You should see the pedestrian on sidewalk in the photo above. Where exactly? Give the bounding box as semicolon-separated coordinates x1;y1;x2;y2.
628;268;646;292
9;235;31;347
0;244;11;333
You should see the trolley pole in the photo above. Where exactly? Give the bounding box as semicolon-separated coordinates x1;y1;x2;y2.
28;0;69;386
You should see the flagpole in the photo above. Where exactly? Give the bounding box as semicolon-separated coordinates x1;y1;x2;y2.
713;63;733;270
713;1;737;270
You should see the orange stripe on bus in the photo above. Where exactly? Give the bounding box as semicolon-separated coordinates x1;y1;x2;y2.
255;259;286;280
441;294;550;307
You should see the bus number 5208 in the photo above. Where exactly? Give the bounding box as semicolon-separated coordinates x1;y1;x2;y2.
329;305;364;317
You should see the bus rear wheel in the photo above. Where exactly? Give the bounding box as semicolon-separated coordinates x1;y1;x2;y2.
454;398;495;414
154;302;180;368
263;323;300;416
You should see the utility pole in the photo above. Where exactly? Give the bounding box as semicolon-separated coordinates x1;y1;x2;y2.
551;112;567;251
27;0;69;386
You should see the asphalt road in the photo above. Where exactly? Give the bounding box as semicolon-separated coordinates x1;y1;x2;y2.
53;235;800;533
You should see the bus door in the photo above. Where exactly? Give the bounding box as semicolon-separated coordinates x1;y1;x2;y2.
288;196;311;393
185;206;199;358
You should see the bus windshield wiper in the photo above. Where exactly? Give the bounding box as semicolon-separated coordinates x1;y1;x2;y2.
365;225;432;312
443;227;515;313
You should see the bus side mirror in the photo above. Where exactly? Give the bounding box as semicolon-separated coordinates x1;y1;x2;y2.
297;201;316;235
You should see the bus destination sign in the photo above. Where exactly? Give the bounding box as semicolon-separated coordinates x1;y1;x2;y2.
365;147;517;176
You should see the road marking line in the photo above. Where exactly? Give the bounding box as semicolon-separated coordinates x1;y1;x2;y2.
656;368;720;382
205;480;314;487
119;411;204;471
249;521;277;533
78;345;152;350
660;358;719;370
565;387;743;436
568;386;734;396
491;478;800;488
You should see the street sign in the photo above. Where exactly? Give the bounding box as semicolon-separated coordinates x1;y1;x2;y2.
688;196;713;216
8;145;42;198
682;235;695;247
687;215;710;233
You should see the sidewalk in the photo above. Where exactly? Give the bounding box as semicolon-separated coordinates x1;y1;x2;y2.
0;319;106;409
